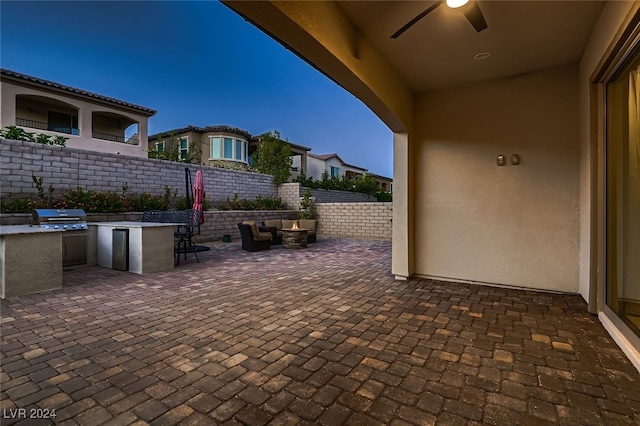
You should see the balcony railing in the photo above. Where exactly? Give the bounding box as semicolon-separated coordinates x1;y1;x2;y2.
16;118;79;136
92;132;139;145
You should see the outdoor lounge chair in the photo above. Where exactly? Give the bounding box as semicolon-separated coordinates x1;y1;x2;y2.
260;220;283;245
238;221;272;252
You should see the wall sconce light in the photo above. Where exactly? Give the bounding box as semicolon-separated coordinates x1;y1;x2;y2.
496;155;506;166
510;154;520;165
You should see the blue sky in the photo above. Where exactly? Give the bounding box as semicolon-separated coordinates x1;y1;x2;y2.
0;1;393;178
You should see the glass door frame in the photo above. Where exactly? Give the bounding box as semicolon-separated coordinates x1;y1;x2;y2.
592;7;640;368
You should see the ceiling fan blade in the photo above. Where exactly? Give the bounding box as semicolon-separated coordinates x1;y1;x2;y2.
461;1;488;33
391;1;443;39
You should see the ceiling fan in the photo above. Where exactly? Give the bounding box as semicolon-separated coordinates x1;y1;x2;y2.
391;0;488;39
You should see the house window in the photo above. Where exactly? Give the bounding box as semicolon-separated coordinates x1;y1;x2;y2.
48;111;79;135
223;138;233;159
331;166;340;177
211;137;221;158
209;136;248;163
179;137;189;160
235;140;243;160
155;141;165;152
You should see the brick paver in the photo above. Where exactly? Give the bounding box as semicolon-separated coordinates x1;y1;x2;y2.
2;238;639;425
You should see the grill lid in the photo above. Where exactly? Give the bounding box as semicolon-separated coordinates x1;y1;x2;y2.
33;208;87;224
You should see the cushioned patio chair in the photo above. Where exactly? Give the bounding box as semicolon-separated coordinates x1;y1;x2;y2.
238;221;272;252
299;219;318;243
261;220;283;245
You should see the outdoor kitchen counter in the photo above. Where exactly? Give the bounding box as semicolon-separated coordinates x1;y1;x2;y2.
89;222;177;274
1;225;63;298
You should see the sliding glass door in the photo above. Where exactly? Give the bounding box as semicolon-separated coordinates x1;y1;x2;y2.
606;46;640;338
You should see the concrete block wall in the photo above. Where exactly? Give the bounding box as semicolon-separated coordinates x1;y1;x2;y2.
303;187;377;203
278;183;302;210
1;138;276;204
278;182;378;210
315;202;392;241
199;210;298;242
0;210;298;243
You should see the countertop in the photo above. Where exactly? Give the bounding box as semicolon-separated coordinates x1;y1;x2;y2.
0;225;63;236
89;222;181;228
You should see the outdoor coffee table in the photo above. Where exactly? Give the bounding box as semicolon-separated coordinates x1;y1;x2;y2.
281;228;308;249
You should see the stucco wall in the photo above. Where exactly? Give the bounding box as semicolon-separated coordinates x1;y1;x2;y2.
315;202;392;241
413;64;580;292
306;156;325;180
1;81;150;157
0;138;277;205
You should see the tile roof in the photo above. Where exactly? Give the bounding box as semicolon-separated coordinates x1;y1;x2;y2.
0;68;156;115
149;125;253;140
308;152;340;161
150;126;312;152
367;172;393;181
309;153;367;172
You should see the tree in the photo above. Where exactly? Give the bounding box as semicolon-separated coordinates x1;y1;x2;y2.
253;130;292;184
298;188;316;219
148;132;201;164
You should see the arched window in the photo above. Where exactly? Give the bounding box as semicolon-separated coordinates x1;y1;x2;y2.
210;136;248;163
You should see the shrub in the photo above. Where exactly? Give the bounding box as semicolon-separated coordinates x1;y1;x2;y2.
298;189;316;219
56;187;126;213
0;195;38;213
175;196;210;211
126;192;170;212
1;125;67;146
217;193;287;211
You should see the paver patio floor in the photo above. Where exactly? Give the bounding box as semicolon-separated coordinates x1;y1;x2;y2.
1;238;639;425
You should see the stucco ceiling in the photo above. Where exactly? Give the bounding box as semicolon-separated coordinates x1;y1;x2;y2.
336;0;605;91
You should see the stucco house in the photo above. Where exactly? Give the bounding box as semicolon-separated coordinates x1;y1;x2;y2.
148;125;254;166
0;69;156;157
148;125;311;177
222;1;640;369
293;152;393;190
305;152;367;179
368;173;393;193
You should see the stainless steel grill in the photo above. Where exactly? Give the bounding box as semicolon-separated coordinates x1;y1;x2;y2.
33;209;88;230
33;209;88;266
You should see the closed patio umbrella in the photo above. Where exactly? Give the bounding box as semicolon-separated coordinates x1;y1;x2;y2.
192;170;205;224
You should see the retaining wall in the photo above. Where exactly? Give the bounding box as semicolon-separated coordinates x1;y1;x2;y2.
0;138;277;205
0;210;299;243
304;187;377;203
278;182;378;209
316;202;392;241
278;183;301;212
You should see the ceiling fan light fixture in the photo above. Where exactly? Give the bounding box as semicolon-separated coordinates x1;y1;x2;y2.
446;0;469;9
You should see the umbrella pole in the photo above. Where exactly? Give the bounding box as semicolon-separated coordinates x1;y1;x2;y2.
185;167;191;208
